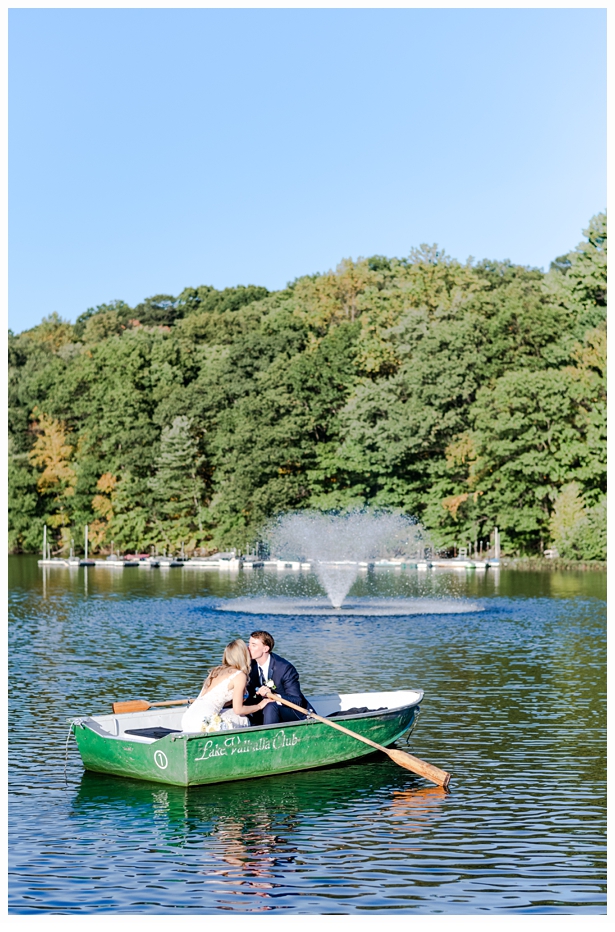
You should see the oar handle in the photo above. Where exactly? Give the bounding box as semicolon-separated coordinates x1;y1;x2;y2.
275;695;386;750
150;698;192;708
273;694;450;788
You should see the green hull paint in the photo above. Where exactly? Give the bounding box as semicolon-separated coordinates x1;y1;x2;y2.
73;706;419;787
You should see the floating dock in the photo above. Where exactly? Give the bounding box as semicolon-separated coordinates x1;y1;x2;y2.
38;558;95;567
38;556;499;570
37;522;501;572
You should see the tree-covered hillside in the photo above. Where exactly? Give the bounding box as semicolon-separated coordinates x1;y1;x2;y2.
9;214;606;559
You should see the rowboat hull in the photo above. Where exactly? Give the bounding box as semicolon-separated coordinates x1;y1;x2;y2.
71;690;423;787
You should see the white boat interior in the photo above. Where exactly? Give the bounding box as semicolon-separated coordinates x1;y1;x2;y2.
79;689;423;745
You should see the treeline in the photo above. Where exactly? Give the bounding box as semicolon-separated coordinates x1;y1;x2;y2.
9;214;606;559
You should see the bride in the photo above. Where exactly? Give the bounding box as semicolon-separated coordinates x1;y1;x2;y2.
181;638;271;732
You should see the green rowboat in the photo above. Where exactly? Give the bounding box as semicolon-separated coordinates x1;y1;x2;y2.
71;689;423;787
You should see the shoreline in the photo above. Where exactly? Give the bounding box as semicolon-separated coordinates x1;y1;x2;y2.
500;558;606;572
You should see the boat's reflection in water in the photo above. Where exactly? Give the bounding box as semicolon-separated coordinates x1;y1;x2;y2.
73;758;450;907
204;815;283;904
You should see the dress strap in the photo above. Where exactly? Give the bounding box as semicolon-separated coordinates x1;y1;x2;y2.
204;669;241;696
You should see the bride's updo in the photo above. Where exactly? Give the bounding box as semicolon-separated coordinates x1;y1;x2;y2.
203;638;251;690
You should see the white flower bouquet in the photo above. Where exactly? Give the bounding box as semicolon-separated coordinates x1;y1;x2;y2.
200;713;223;733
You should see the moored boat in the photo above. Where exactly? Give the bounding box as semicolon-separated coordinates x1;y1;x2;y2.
71;689;423;787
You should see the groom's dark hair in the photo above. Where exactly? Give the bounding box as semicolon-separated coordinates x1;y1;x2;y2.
251;630;274;651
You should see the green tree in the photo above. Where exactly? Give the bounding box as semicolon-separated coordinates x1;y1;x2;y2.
8;439;42;552
543;212;606;337
149;416;207;551
464;369;596;553
549;483;606;560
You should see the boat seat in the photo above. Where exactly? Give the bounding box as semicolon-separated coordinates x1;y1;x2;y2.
328;706;386;717
124;727;181;740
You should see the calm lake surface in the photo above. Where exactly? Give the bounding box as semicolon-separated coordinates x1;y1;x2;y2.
8;557;606;914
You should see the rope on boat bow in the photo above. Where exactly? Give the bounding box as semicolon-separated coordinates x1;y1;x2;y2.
403;705;421;745
64;722;75;785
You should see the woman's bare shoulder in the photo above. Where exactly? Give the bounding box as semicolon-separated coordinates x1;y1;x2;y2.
206;667;245;692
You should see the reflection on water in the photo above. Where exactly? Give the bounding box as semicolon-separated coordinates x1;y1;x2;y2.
388;785;448;830
68;760;450;911
9;556;606;914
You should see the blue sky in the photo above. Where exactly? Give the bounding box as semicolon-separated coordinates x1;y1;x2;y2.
9;7;606;333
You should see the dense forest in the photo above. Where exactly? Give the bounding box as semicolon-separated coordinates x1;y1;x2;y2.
9;214;606;559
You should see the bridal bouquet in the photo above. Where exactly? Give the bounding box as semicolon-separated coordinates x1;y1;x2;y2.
201;713;235;733
200;713;223;733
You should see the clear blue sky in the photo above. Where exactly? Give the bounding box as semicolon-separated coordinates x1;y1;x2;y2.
9;7;606;333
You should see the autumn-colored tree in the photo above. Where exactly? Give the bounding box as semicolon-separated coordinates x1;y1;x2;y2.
89;472;117;550
292;257;383;331
28;408;77;550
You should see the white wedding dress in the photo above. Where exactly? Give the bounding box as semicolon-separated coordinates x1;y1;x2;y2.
180;670;250;733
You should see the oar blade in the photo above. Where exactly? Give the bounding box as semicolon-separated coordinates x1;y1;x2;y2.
112;699;150;714
386;748;451;789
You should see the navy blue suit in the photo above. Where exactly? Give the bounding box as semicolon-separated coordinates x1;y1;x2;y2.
247;652;310;726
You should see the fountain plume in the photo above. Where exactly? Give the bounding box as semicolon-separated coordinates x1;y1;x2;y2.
265;510;430;608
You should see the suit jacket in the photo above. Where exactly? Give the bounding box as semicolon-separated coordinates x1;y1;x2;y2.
247;652;309;709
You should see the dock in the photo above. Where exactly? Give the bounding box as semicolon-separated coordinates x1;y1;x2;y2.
38;556;500;570
37;520;502;573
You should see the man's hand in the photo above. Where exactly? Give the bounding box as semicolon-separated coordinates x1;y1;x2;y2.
256;685;273;698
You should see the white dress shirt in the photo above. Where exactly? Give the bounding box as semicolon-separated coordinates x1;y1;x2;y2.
257;656;271;683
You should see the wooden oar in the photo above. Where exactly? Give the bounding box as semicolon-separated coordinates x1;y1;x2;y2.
272;695;451;789
112;697;193;714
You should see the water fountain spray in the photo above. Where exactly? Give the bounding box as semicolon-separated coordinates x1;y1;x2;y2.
265;510;429;608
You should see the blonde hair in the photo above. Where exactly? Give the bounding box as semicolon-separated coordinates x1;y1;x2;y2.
203;638;251;690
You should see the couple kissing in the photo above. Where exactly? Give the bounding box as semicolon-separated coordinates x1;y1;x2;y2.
180;630;311;734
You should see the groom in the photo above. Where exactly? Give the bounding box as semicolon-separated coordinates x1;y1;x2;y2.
246;630;311;726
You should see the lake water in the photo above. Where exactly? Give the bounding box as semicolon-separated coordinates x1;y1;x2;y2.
8;557;606;914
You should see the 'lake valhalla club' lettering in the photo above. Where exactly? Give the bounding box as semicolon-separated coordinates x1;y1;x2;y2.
193;730;300;762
